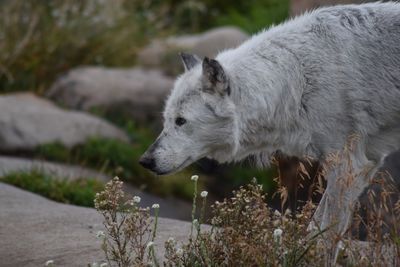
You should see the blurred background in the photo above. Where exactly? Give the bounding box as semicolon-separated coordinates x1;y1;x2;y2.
0;0;380;220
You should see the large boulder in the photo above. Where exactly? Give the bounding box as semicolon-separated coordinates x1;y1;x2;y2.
0;183;192;267
47;67;174;125
0;93;128;152
137;26;249;75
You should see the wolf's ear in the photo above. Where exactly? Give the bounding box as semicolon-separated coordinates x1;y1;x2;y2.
179;52;201;71
202;57;230;96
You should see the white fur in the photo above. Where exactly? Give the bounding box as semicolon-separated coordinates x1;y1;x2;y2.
141;2;400;260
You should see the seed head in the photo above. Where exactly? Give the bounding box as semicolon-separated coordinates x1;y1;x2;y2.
273;228;283;243
96;231;105;239
147;241;155;249
45;260;55;266
133;196;141;203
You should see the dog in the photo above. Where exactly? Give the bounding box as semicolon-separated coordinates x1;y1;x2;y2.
140;2;400;258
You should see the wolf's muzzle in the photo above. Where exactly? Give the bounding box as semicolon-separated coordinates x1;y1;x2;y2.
139;155;156;171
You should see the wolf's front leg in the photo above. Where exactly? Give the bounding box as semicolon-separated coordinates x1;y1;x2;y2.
312;150;380;263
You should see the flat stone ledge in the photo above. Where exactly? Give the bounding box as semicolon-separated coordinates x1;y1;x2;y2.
0;183;192;267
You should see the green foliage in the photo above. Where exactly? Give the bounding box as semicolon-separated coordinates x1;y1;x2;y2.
214;0;290;33
147;0;290;33
0;0;169;93
226;163;277;192
1;170;103;207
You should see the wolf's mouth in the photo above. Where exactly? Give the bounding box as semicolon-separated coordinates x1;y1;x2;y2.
155;157;193;176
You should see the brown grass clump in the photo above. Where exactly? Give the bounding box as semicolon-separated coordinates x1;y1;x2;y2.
164;178;325;267
94;177;159;267
94;172;399;266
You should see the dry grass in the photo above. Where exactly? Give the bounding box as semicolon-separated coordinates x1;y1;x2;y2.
94;157;400;266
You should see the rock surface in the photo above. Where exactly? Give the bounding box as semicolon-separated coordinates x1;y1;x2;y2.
0;93;128;152
0;156;193;220
47;67;174;125
0;183;192;267
138;26;249;75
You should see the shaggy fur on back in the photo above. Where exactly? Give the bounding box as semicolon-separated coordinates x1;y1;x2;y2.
215;2;400;166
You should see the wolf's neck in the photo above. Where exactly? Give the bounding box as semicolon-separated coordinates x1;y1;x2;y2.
218;46;309;162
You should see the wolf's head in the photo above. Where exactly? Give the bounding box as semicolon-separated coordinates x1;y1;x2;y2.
139;53;239;175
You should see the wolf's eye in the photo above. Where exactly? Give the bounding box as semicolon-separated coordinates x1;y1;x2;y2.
175;117;186;126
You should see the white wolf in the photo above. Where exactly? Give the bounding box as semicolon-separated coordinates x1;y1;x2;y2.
140;1;400;249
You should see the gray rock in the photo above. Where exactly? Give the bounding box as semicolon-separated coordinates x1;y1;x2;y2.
0;156;193;220
138;26;249;75
46;67;174;125
0;183;192;267
0;93;128;152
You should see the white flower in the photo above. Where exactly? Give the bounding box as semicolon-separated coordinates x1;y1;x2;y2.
91;263;99;267
191;175;199;181
133;196;141;203
45;260;54;266
192;219;198;226
274;210;281;217
337;240;345;250
200;191;208;198
176;248;184;256
96;231;105;239
100;263;108;267
152;203;160;209
307;221;318;232
167;237;175;243
273;228;283;243
146;241;155;249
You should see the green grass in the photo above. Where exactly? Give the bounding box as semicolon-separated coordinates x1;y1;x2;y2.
0;170;104;207
36;136;199;201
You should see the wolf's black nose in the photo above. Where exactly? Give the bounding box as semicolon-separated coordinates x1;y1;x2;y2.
139;156;156;170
